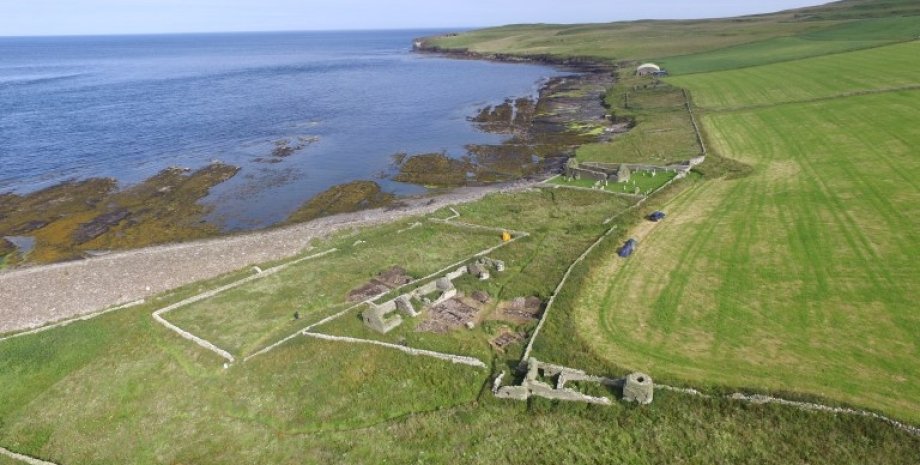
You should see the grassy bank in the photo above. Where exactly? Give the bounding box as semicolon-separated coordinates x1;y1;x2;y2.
2;1;919;462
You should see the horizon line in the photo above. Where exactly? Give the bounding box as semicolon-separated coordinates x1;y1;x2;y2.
0;26;479;40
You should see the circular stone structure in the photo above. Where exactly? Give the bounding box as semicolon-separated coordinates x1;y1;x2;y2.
623;372;654;405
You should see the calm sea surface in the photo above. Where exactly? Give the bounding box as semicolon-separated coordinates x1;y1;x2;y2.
0;30;561;229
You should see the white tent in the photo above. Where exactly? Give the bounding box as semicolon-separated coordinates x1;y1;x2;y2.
636;63;661;75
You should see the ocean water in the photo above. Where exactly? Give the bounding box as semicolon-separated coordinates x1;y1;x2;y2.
0;30;562;229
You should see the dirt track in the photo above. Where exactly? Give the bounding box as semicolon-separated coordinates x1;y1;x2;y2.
0;181;539;335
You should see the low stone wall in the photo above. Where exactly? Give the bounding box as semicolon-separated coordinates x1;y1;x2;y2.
0;447;58;465
567;167;608;182
493;358;635;406
150;248;337;363
0;299;144;343
303;332;487;368
654;384;920;437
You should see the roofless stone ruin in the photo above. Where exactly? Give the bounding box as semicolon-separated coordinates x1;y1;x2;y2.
361;257;506;334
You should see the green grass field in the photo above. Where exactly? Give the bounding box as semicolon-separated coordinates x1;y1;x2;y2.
660;16;920;74
427;20;828;64
574;76;701;166
316;189;636;362
426;1;920;63
568;42;920;421
2;185;918;464
166;222;500;357
668;41;920;109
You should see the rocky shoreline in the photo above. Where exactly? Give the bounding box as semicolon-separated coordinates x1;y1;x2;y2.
1;40;618;269
0;178;544;335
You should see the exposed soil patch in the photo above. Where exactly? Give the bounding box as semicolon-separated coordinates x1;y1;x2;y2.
347;266;414;302
490;328;526;351
499;296;544;323
416;297;480;333
377;266;413;287
286;180;396;224
471;290;491;304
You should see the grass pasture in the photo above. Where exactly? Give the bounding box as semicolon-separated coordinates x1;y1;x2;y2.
668;41;920;109
166;221;501;357
575;75;700;167
426;1;920;64
570;50;920;420
317;189;636;363
426;19;834;63
660;16;920;74
2;181;918;463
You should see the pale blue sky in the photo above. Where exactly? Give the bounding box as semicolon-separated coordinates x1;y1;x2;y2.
1;0;828;37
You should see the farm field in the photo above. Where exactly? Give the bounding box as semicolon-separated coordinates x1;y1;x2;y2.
660;16;920;74
667;41;920;109
424;20;827;63
569;43;920;421
425;1;920;63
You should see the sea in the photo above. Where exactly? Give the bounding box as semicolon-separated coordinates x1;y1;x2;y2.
0;30;562;229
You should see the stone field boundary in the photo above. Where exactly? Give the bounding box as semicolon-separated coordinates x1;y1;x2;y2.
150;248;338;363
0;447;58;465
246;207;530;368
0;179;544;336
655;384;920;437
528;170;920;438
2;174;917;465
0;299;145;344
522;168;685;362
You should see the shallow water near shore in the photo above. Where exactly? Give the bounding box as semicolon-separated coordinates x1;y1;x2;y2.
0;30;563;229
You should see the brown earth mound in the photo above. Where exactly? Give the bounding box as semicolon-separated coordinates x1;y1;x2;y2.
500;296;543;323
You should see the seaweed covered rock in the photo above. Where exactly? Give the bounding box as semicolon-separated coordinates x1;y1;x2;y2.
0;163;239;264
393;152;474;187
286;180;395;223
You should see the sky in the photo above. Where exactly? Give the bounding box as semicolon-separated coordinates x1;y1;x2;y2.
0;0;829;37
